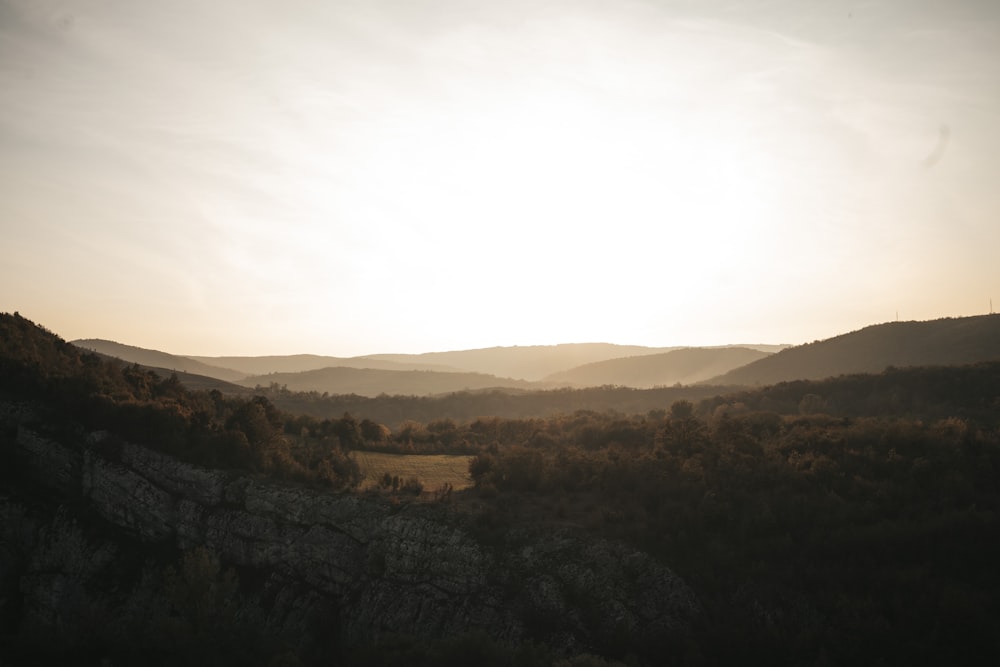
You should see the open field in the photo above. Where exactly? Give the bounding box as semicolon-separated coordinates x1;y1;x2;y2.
350;451;474;491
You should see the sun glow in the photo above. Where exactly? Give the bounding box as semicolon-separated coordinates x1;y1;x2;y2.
314;17;790;345
4;1;999;355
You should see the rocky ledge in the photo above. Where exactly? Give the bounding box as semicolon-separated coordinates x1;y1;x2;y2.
0;406;700;663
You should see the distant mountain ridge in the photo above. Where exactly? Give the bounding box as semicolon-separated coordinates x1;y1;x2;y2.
358;343;686;381
707;315;1000;386
546;347;773;388
72;339;783;396
73;315;1000;396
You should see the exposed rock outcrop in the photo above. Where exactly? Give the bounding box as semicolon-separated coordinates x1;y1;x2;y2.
0;404;700;663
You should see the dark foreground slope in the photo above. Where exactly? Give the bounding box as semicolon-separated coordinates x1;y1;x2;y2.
0;314;699;666
1;418;698;666
710;314;1000;386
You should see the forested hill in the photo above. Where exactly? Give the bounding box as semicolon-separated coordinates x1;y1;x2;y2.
546;346;771;388
1;312;365;485
708;314;1000;386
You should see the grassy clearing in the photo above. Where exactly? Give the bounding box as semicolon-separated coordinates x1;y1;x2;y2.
350;451;474;492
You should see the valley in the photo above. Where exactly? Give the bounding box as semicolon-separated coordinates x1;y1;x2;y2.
3;312;1000;665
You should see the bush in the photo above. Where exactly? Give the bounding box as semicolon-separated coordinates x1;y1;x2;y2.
400;476;423;495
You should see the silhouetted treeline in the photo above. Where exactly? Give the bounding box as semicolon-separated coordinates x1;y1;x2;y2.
253;360;1000;432
699;361;1000;423
256;382;730;428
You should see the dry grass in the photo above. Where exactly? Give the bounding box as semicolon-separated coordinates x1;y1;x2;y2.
350;451;474;492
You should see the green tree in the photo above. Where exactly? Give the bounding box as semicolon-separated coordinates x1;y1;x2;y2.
225;397;284;469
156;547;267;666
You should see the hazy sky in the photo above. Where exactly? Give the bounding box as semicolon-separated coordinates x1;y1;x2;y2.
2;0;998;355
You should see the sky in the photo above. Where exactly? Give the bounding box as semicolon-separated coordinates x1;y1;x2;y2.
2;0;999;356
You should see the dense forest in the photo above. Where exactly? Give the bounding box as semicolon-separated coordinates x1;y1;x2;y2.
256;382;728;429
457;403;1000;664
3;312;1000;665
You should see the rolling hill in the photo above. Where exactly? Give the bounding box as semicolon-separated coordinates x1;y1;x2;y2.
116;363;252;394
72;339;246;382
185;354;460;375
73;339;793;395
357;343;685;381
708;314;1000;386
78;315;1000;395
546;346;773;388
237;366;548;397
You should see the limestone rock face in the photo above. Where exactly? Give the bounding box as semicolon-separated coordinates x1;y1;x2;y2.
119;440;231;507
14;427;80;494
0;412;701;659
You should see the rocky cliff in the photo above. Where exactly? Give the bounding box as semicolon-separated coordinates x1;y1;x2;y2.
0;401;700;664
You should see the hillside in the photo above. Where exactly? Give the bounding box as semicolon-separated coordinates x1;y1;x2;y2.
186;353;459;375
237;366;548;397
118;363;252;395
546;346;772;388
72;339;246;382
708;314;1000;386
75;340;792;392
357;343;683;381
